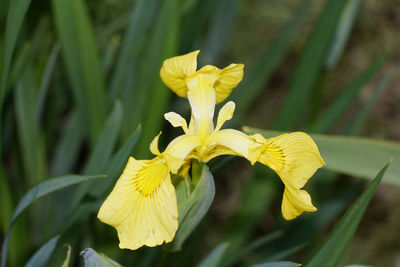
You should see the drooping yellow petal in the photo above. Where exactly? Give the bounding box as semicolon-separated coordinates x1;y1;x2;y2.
160;50;199;97
163;134;202;173
203;129;261;164
164;112;189;134
281;186;317;220
186;72;219;139
97;157;178;250
252;132;324;220
254;132;325;189
150;132;162;156
215;101;235;132
214;63;244;104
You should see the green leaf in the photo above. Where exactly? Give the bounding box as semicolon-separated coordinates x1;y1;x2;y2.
50;109;86;176
25;236;59;267
304;163;390;267
14;66;47;184
109;0;157;101
81;248;122;267
311;53;386;134
89;125;141;198
135;0;179;156
67;102;123;212
324;0;364;70
0;0;32;105
52;0;107;141
250;262;300;267
220;166;278;265
1;174;105;267
343;73;395;135
166;165;215;251
196;242;229;267
231;0;311;114
243;128;400;186
273;0;348;130
225;231;283;267
202;0;240;63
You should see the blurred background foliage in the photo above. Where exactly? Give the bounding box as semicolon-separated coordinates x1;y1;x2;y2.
0;0;399;266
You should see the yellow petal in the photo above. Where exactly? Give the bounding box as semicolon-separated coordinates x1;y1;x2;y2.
160;50;199;97
215;101;235;132
204;129;260;164
254;132;325;189
164;112;189;134
214;63;244;104
150;132;162;156
97;157;178;250
281;185;317;220
186;72;218;138
163;134;202;173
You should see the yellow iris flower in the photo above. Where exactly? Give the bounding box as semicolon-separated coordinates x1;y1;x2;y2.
98;50;325;250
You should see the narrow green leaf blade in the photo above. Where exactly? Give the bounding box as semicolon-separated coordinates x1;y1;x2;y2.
304;163;390;267
312;53;386;133
243;128;400;186
89;125;141;197
251;262;300;267
273;0;348;130
197;242;229;267
0;0;32;104
52;0;107;141
324;0;364;70
1;174;105;267
343;73;395;135
231;0;311;114
81;248;122;267
166;165;215;251
25;236;59;267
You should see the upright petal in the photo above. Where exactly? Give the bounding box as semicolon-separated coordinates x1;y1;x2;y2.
186;72;218;139
214;63;244;104
97;157;178;250
160;50;199;97
150;132;162;156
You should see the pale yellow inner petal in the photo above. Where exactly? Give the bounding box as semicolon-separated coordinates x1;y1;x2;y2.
150;132;162;156
214;101;235;132
164;112;189;134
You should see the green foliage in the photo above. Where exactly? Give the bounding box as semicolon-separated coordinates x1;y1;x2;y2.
304;163;390;267
1;0;397;266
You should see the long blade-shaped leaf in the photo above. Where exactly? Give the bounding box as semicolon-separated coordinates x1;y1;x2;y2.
52;0;107;141
273;0;348;130
67;102;123;212
244;127;400;186
0;0;31;104
134;0;179;156
304;163;390;267
81;248;122;267
343;73;395;135
197;243;229;267
166;165;215;251
311;53;386;133
25;236;59;267
324;0;364;70
231;0;311;114
1;174;105;267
